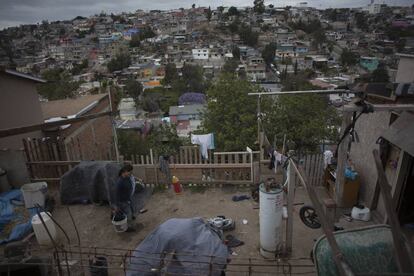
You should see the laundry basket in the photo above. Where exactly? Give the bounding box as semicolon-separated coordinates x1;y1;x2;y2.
112;213;128;232
21;182;48;208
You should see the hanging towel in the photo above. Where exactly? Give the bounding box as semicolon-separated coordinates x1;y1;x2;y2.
191;133;215;159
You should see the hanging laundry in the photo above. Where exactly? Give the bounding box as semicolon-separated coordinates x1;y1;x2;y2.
191;133;215;159
324;150;333;169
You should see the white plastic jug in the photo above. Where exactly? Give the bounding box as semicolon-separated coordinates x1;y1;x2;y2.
21;182;47;208
31;212;58;246
351;206;371;221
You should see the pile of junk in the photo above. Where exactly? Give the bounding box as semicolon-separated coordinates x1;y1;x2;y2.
125;216;245;276
0;161;150;275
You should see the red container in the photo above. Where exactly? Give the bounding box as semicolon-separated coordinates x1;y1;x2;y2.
172;176;182;194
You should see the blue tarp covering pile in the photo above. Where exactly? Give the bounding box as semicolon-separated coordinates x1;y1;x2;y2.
0;189;38;245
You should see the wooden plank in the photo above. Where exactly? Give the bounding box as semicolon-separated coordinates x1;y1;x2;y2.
0;111;112;138
235;154;239;164
291;160;354;276
373;149;414;273
286;161;296;253
22;139;34;178
146;155;150;165
76;137;84;160
140;155;144;164
242;154;247;164
184;148;188;164
336;111;352;205
27;161;81;165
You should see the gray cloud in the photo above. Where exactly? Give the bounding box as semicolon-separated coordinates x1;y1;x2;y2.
0;0;413;29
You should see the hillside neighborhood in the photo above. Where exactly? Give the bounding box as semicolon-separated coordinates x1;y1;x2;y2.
0;0;414;275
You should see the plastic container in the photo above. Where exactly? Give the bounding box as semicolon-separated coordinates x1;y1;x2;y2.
112;213;128;232
0;168;10;193
351;206;371;221
31;212;58;246
259;183;283;258
21;182;47;208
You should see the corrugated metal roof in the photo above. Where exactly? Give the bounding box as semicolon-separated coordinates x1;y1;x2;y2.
169;104;205;116
3;69;46;83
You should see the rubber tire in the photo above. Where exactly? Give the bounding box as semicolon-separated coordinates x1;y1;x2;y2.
299;205;322;229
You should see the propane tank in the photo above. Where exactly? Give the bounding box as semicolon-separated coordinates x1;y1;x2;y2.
172;176;182;194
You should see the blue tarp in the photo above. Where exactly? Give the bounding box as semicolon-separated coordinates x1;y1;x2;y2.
0;189;38;245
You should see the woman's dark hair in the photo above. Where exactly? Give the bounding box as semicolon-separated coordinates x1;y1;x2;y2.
123;164;133;172
118;167;129;177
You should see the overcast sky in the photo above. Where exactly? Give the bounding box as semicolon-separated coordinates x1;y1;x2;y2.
0;0;412;29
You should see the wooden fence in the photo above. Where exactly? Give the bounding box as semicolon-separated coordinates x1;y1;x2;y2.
22;137;112;183
126;146;261;185
301;153;325;186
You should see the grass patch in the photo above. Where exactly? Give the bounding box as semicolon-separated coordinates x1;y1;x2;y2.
153;184;168;194
186;184;208;193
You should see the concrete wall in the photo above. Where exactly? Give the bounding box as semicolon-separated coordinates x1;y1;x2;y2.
0;73;44;150
63;96;115;161
348;112;391;214
396;56;414;83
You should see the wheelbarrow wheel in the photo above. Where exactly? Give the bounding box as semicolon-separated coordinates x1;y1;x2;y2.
299;205;321;229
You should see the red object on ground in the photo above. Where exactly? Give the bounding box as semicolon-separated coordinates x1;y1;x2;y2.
172;176;182;194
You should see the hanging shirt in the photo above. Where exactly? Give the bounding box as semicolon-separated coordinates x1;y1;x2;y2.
324;150;333;169
191;133;215;159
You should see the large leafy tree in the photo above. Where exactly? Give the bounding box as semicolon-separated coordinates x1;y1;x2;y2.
200;74;259;151
254;0;265;13
163;63;178;85
38;68;80;100
239;26;259;47
262;42;277;65
340;48;358;67
182;64;205;92
263;75;340;152
371;63;389;83
107;53;131;72
124;78;143;106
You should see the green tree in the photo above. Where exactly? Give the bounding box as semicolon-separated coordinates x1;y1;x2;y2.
38;68;80;100
253;0;265;14
232;45;241;60
222;58;239;73
71;59;88;75
262;42;277;65
139;27;156;40
228;7;239;16
192;3;196;9
354;12;368;31
228;18;240;33
182;64;205;92
200;74;259;151
340;48;358;66
239;26;259;47
107;53;131;72
371;63;389;83
205;6;212;21
263;93;340;152
124;78;143;106
129;34;141;48
117;130;150;159
163;63;178;85
148;124;182;156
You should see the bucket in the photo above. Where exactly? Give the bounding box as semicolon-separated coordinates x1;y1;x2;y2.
112;213;128;232
31;212;58;246
89;256;108;276
21;182;47;209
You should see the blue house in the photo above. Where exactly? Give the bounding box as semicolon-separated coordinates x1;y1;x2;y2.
360;57;379;72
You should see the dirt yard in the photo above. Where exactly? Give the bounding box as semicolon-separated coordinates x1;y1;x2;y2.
33;185;377;275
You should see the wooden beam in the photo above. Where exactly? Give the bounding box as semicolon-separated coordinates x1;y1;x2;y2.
290;160;354;276
27;161;81;165
343;104;414;112
248;89;349;96
335;111;352;206
373;149;414;273
0;111;112;138
285;161;296;253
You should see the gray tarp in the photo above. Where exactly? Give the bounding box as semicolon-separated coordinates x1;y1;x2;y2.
60;161;120;204
127;218;229;276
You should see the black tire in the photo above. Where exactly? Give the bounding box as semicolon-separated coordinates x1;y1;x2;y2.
299;205;321;229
